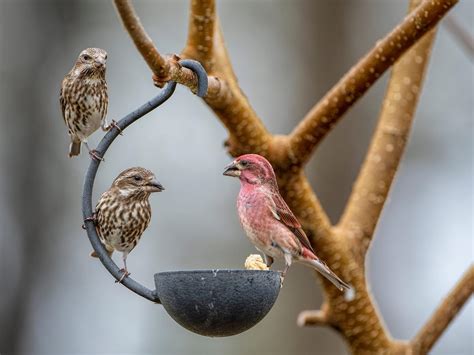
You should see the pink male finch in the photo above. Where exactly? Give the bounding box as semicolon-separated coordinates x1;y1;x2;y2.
60;48;108;158
224;154;350;291
91;167;164;281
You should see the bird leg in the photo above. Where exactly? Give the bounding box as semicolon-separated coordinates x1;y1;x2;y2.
115;253;131;283
116;268;130;283
263;254;274;267
84;142;105;161
82;212;97;229
89;150;104;161
281;263;291;277
105;119;123;135
279;254;293;287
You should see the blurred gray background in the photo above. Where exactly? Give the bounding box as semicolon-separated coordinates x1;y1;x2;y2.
0;0;472;354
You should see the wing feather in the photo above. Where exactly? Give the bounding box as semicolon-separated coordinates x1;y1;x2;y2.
265;189;315;253
59;85;67;124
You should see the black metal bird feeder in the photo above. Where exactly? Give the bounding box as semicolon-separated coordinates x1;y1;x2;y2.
82;59;281;337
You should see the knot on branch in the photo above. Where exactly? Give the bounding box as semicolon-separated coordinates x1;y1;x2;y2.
152;54;179;88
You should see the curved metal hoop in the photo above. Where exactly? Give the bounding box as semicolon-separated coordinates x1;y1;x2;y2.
82;60;208;303
179;59;208;97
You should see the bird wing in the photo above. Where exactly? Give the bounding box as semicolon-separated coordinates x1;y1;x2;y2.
59;85;67;124
265;189;315;253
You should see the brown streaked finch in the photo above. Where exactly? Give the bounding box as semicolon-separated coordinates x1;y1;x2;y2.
223;154;350;291
91;167;164;282
60;48;109;159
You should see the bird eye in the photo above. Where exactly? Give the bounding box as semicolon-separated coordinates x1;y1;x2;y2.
104;54;108;60
82;54;91;61
240;160;249;167
133;175;142;181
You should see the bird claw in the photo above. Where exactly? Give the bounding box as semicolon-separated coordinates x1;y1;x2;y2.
279;271;286;288
106;120;123;135
89;149;104;162
115;269;131;284
82;213;97;229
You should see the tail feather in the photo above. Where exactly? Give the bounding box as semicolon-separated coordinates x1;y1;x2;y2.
69;140;81;157
90;244;114;258
303;258;351;292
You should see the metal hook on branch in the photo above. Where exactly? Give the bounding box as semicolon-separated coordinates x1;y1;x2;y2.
180;59;208;97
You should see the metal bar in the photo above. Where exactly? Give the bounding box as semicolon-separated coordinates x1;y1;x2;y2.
82;81;177;302
81;59;209;303
179;59;208;97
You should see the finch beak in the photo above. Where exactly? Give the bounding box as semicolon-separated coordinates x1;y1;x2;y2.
147;180;165;192
94;59;106;68
223;162;241;177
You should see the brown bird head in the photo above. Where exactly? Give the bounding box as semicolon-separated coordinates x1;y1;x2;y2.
73;48;107;78
111;167;164;199
223;154;277;187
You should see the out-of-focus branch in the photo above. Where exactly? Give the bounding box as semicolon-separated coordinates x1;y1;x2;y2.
198;17;271;157
297;308;328;327
114;0;170;81
182;0;216;71
339;0;437;259
287;0;458;167
411;265;474;354
444;15;474;60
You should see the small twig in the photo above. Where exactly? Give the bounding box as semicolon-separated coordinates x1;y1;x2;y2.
411;265;474;354
287;0;458;167
297;309;328;327
339;0;438;260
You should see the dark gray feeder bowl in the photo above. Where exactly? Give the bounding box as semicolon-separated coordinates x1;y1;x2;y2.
154;269;281;337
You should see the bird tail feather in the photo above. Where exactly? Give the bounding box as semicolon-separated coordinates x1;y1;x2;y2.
69;140;81;157
90;244;113;258
302;258;351;292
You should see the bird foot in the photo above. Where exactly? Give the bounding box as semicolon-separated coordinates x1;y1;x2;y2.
89;149;104;162
115;269;131;283
82;213;97;229
106;120;123;135
279;272;286;288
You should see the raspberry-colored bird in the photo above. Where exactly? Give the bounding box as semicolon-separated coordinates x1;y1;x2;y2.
92;167;164;281
60;48;108;158
224;154;350;291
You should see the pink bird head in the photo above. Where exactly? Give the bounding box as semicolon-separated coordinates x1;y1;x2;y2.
223;154;277;187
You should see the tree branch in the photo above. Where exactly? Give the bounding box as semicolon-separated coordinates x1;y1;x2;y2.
198;16;272;157
287;0;458;167
114;0;272;157
338;0;438;259
411;265;474;354
114;0;170;81
182;0;216;71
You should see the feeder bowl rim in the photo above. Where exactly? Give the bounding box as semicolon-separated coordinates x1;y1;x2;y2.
155;269;281;275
